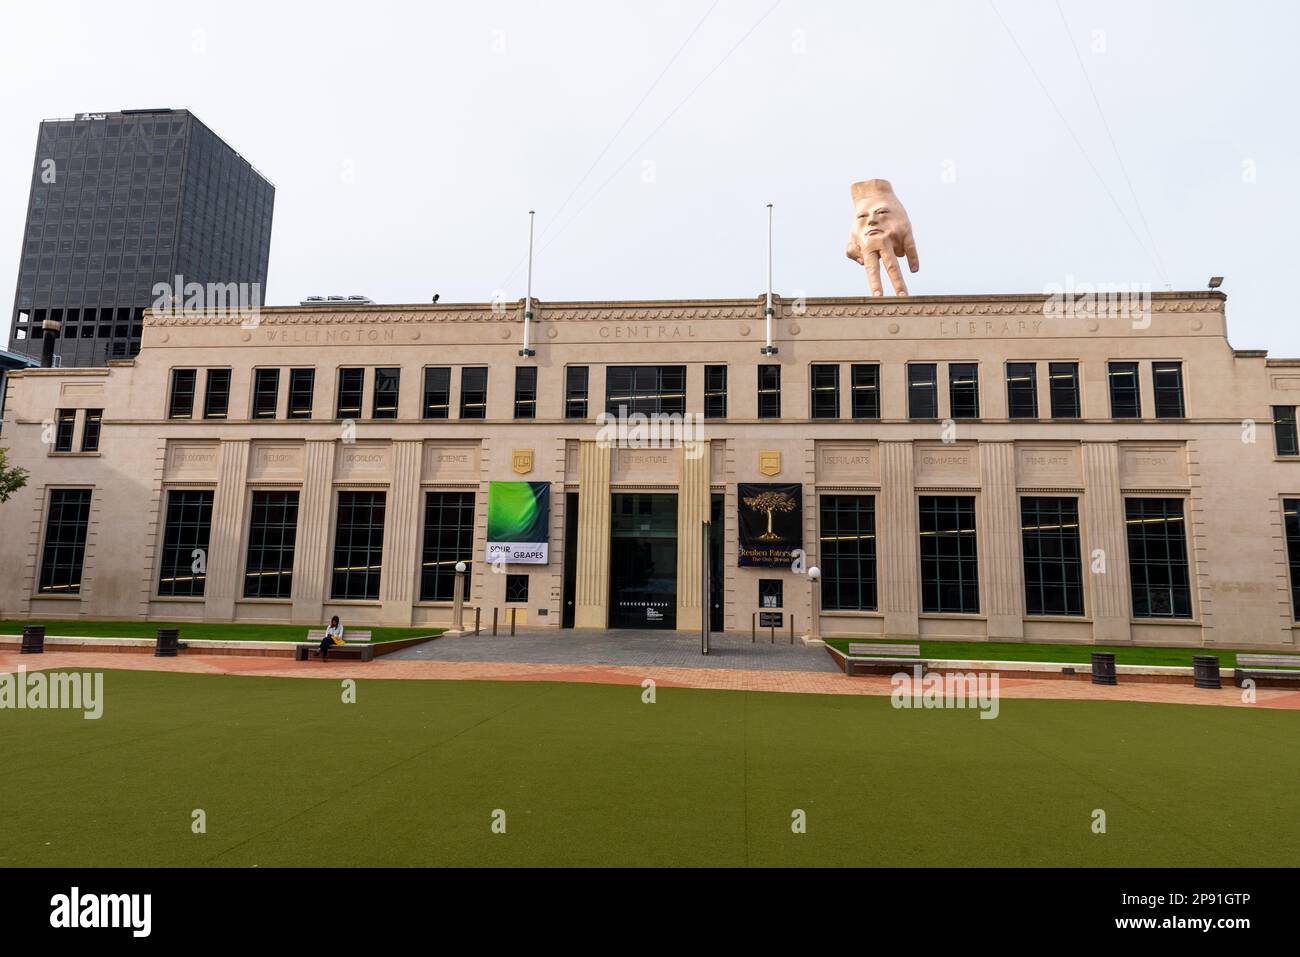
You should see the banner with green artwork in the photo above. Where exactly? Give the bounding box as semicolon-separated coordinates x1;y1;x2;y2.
486;481;550;564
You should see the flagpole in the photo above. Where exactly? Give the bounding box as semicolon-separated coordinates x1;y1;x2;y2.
761;202;777;355
520;209;536;357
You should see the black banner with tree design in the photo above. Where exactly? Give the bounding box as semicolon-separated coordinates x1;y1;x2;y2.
738;483;802;567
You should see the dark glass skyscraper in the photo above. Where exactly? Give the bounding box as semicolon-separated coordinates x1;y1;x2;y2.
7;108;274;367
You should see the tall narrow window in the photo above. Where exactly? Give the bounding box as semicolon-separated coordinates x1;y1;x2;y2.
1049;362;1081;419
203;369;231;419
1108;361;1141;418
810;364;840;419
565;366;589;419
168;368;197;419
243;490;299;599
460;367;488;418
81;409;102;452
1125;498;1192;619
606;366;686;416
157;489;213;597
514;367;538;419
757;365;781;419
704;365;727;419
38;489;92;594
54;409;76;452
336;367;364;418
1283;499;1300;619
1021;497;1084;616
419;491;475;601
1006;362;1038;418
252;368;279;419
423;367;451;419
850;364;880;419
907;363;937;418
1274;406;1299;456
819;495;877;611
948;363;979;419
331;491;386;600
1152;361;1185;418
372;367;400;419
919;495;979;614
287;368;315;418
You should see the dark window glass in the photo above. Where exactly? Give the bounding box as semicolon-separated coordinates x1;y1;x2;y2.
54;409;76;451
1125;498;1192;619
423;367;451;419
514;366;537;419
1284;499;1300;619
850;364;880;419
243;491;299;599
336;368;364;418
810;364;840;419
1152;361;1185;418
506;574;529;603
605;366;687;416
168;368;197;419
759;579;784;608
565;366;589;420
287;368;315;419
1021;497;1084;616
1108;361;1141;418
757;365;781;419
1274;406;1299;457
919;495;979;614
419;492;475;601
204;369;231;419
908;363;937;418
819;495;877;611
38;488;92;594
1049;362;1080;418
460;367;488;419
252;368;279;419
704;365;727;419
158;489;213;597
371;367;399;419
1006;362;1038;418
331;491;386;600
948;363;979;419
81;409;101;452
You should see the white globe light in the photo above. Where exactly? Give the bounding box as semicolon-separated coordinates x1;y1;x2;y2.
455;561;467;573
808;566;821;582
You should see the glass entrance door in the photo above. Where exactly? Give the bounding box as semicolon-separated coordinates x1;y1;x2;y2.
609;493;677;629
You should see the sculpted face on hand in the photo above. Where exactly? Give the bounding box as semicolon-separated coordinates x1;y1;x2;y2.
853;197;897;255
845;179;920;296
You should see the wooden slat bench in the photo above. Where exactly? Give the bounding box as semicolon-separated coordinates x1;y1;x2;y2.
844;642;926;676
295;629;375;662
1234;653;1300;688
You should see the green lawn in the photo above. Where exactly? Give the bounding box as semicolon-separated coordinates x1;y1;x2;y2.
824;637;1300;669
1;669;1295;867
0;619;441;644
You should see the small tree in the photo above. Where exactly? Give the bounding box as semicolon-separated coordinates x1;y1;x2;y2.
0;448;29;504
743;489;796;541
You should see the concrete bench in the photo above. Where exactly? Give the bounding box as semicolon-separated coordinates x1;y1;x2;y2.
295;629;375;662
845;642;926;676
1234;653;1300;688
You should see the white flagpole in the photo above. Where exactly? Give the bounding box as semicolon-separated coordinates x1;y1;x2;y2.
762;203;777;355
520;209;536;357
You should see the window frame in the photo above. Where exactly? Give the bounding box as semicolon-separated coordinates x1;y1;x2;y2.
948;362;980;419
1048;362;1081;419
251;368;280;420
704;365;727;419
336;367;365;419
422;367;451;420
1124;497;1193;620
757;364;781;419
514;366;538;420
918;495;980;615
242;489;300;599
907;363;938;419
1020;496;1084;617
330;490;387;601
1152;361;1185;419
818;494;878;612
565;366;590;420
1107;361;1142;419
850;364;880;420
37;488;93;595
168;368;197;419
1006;362;1038;419
157;488;214;598
203;368;232;420
287;368;315;419
372;367;400;419
460;367;489;419
809;364;840;419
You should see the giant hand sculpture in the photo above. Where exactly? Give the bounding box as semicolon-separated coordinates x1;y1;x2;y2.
845;179;919;296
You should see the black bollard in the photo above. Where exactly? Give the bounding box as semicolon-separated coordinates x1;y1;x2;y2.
155;627;181;658
20;625;46;654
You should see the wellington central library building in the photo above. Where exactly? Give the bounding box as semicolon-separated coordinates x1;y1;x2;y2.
3;289;1300;650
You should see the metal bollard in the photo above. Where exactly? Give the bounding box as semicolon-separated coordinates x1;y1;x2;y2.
769;621;775;644
492;608;499;637
510;607;517;636
789;616;794;645
751;612;756;643
474;607;481;636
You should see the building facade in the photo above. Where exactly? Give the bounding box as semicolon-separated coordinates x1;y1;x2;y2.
8;108;274;367
2;290;1299;650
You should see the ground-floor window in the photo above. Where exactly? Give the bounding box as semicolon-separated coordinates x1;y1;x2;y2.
1020;496;1084;616
243;490;300;599
419;491;475;601
332;492;386;601
818;495;877;611
1286;499;1300;620
158;489;214;597
1125;497;1192;618
919;495;979;614
38;488;92;595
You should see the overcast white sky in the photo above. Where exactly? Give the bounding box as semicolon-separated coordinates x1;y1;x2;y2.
2;0;1298;353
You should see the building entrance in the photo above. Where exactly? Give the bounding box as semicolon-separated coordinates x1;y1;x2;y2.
609;493;677;629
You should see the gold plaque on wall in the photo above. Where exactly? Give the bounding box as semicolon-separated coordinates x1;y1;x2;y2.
758;450;781;476
511;449;534;475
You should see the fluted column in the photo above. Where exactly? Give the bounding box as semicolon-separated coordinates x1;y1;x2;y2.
574;440;611;627
204;439;250;621
675;440;710;630
379;440;423;625
979;441;1024;639
1082;442;1132;643
291;440;336;623
880;441;919;639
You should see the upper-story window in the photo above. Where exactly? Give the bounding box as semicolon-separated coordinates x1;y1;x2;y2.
907;363;937;418
606;366;686;416
336;368;364;419
1273;406;1299;456
460;367;488;419
203;369;231;419
810;364;840;419
53;409;76;452
168;368;197;419
948;363;979;419
850;364;880;419
1108;361;1141;418
1152;361;1185;418
1006;362;1038;418
373;367;400;419
287;368;315;419
514;367;538;419
704;365;727;419
757;365;781;419
565;366;589;420
252;368;279;419
423;368;451;419
1049;362;1080;418
81;409;102;452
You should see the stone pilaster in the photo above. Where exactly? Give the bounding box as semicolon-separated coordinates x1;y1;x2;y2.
574;440;611;627
978;441;1024;639
880;441;919;639
675;440;710;630
1082;442;1132;643
204;439;250;620
379;440;423;625
291;440;336;622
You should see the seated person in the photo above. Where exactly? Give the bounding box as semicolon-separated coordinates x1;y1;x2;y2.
314;616;345;659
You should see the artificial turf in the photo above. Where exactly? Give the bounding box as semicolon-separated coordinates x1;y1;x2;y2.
824;637;1300;669
2;670;1296;867
0;620;440;643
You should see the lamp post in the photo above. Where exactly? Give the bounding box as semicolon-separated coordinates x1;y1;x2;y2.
452;560;468;633
806;566;822;643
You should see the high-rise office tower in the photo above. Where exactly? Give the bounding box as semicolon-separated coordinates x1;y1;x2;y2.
7;108;274;367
